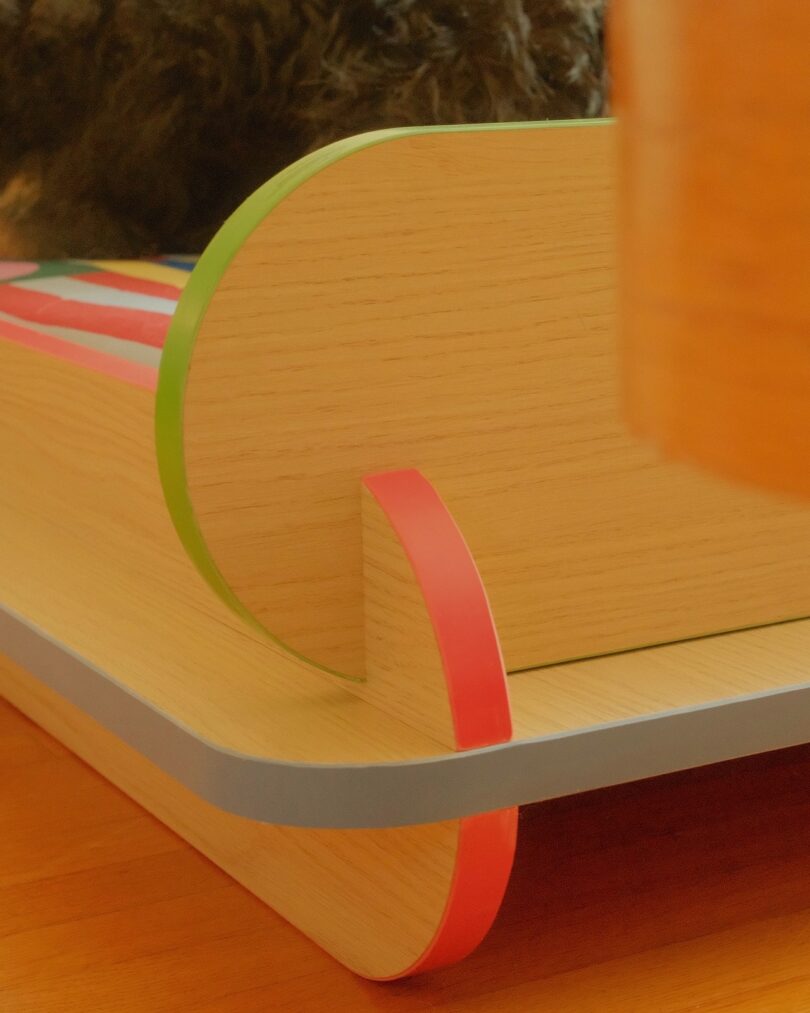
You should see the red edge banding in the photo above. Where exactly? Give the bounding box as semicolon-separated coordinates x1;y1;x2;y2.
362;468;512;749
362;469;517;980
0;322;157;391
381;807;519;980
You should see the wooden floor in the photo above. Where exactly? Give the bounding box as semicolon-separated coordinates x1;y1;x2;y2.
3;697;810;1011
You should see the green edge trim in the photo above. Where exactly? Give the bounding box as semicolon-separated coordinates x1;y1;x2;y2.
155;117;611;682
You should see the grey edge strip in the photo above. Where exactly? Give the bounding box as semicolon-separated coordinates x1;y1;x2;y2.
3;602;810;830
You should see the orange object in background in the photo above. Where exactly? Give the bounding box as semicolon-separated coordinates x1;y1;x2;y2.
613;1;810;499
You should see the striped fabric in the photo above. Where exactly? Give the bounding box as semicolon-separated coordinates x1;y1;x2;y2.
0;257;195;380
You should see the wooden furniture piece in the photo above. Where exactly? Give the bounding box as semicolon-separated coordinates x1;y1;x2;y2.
4;119;810;979
614;0;810;497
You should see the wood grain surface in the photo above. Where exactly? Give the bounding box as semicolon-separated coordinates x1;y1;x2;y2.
0;337;447;767
614;0;810;498
0;655;472;980
177;121;810;679
10;335;810;767
4;694;810;1011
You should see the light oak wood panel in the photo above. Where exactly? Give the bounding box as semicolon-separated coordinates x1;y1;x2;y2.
7;338;810;764
614;1;810;498
5;695;810;1011
0;339;444;765
179;121;810;680
0;657;465;980
1;349;516;970
508;618;810;739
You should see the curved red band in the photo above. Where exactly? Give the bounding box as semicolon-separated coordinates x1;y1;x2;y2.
362;469;512;749
362;469;517;978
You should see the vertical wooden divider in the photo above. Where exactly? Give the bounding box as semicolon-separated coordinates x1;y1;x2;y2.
355;468;517;976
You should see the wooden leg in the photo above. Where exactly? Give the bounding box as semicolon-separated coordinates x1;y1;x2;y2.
0;654;516;979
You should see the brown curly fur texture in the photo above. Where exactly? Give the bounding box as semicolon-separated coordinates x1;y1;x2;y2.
0;0;606;258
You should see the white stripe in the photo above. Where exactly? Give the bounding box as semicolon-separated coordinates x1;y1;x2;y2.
0;310;162;368
17;276;178;316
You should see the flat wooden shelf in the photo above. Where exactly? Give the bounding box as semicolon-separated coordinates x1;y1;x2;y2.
4;324;810;828
5;593;810;829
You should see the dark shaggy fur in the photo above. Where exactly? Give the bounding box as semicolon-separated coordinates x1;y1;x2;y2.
0;0;606;258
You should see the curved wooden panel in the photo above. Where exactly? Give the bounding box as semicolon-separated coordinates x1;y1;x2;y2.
157;120;810;682
0;650;510;980
614;0;810;497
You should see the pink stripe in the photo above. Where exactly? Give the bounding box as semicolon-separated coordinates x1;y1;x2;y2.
74;270;184;301
0;285;170;348
0;319;157;390
0;261;38;281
